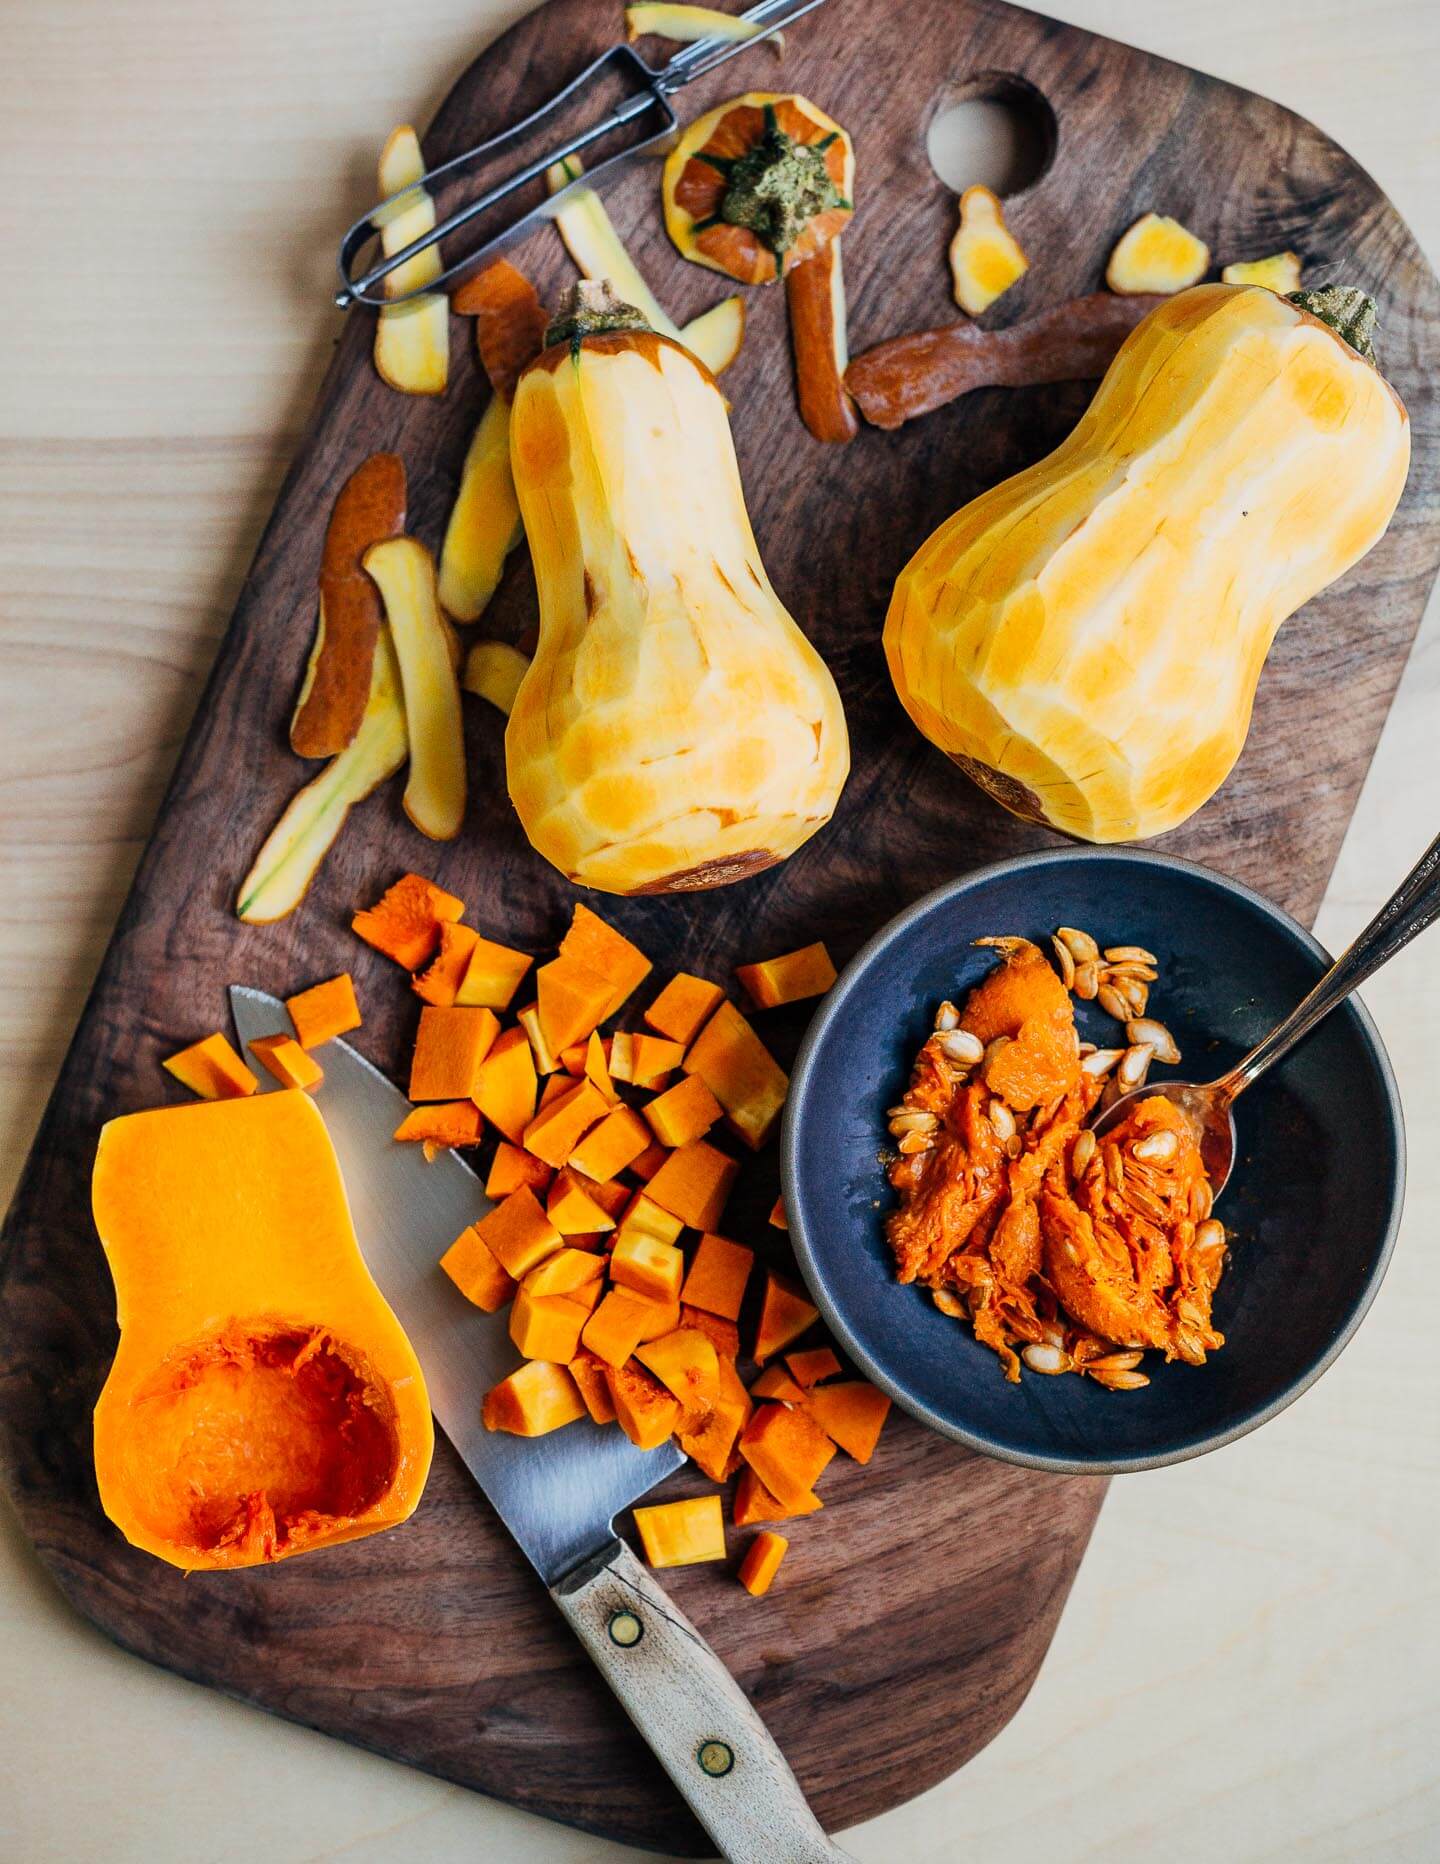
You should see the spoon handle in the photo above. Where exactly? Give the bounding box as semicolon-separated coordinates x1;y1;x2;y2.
1221;828;1440;1099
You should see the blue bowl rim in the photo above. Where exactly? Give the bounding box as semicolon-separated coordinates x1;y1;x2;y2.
780;844;1407;1475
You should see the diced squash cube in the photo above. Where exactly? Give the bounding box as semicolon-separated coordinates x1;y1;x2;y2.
631;1033;685;1088
582;1288;662;1368
735;942;837;1010
476;1024;537;1144
754;1269;819;1361
559;1043;587;1076
476;1184;562;1277
352;873;465;969
485;1139;553;1199
611;1231;684;1304
566;1272;607;1315
547;1165;618;1235
537;953;614;1056
786;1346;842;1387
409;1004;499;1100
584;1031;616;1102
806;1380;891;1463
568;1104;651;1181
164;1032;259;1100
588;1177;632;1219
635;1296;681;1343
751;1363;807;1403
630;1141;667;1181
517;1002;560;1074
615;1193;685;1246
538;1071;572;1109
286;973;363;1050
483;1359;585;1436
633;1494;725;1568
644;1072;722;1148
733;1465;822;1527
248;1034;324;1093
522;1245;606;1297
393;1100;484;1146
739;1529;789;1597
455;932;533;1010
683;1000;788;1149
413;922;479;1007
677;1354;751;1481
440;1224;515;1312
645;1140;739;1232
509;1285;590;1362
607;1030;635;1083
680;1233;753;1321
636;1327;719;1412
523;1078;609;1168
606;1358;681;1450
559;904;651;1017
768;1195;789;1230
739;1403;835;1509
644;972;725;1046
569;1347;618;1424
681;1304;741;1360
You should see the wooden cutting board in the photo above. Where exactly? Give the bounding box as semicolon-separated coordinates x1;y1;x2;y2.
2;0;1437;1853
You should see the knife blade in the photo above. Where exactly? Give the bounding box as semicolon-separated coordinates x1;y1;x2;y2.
229;984;682;1583
229;983;846;1862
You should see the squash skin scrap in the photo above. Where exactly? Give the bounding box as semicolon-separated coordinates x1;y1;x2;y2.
505;325;849;893
92;1094;432;1571
884;284;1410;842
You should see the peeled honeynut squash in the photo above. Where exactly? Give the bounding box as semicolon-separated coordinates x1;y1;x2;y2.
504;282;850;893
884;283;1410;842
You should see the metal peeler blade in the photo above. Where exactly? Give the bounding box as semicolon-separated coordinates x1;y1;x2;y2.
335;0;829;310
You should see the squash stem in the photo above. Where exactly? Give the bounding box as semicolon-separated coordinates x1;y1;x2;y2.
546;280;652;353
1287;286;1378;363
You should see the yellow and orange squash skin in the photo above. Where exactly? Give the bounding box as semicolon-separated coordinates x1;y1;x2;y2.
505;322;849;893
884;283;1411;843
92;1092;433;1571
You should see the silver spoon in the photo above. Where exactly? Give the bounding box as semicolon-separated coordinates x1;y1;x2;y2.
1091;830;1440;1198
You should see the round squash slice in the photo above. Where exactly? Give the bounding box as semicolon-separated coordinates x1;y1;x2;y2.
662;92;854;284
92;1092;433;1571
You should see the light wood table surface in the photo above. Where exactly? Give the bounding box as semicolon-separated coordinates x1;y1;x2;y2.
3;2;1438;1858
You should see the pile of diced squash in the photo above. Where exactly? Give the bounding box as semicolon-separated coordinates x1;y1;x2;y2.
162;870;890;1592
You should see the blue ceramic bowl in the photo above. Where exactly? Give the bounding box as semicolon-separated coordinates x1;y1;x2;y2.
781;848;1404;1473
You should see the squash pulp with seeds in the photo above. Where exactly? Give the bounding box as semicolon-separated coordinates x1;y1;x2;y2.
504;283;849;893
92;1093;432;1570
884;284;1410;842
663;93;854;285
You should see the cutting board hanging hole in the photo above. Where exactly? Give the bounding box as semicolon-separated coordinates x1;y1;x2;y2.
926;73;1056;198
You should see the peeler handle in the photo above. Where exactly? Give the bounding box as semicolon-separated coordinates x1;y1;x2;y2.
553;1539;851;1864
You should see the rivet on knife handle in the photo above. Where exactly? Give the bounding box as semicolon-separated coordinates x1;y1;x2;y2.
554;1539;851;1864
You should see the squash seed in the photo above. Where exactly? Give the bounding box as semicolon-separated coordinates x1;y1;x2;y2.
1126;1017;1180;1064
1081;1047;1124;1077
934;999;960;1031
1104;945;1157;966
1096;983;1130;1021
1112;974;1150;1016
988;1098;1017;1141
1071;1129;1098;1175
889;1109;938;1137
1132;1129;1178;1163
896;1129;936;1155
1073;960;1101;1001
937;1028;984;1066
1086;1350;1144;1373
1021;1341;1069;1375
1050;936;1076;989
932;1288;968;1319
1117;1044;1154;1089
1089;1366;1150;1390
1057;926;1099;964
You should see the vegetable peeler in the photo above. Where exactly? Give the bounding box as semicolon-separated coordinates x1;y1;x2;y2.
335;0;828;309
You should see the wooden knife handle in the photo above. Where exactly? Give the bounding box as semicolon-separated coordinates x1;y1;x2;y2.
552;1539;851;1864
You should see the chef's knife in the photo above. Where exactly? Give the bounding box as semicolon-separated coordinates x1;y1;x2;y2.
230;986;847;1863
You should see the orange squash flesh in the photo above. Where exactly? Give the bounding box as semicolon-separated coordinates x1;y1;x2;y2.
739;1528;789;1596
680;1232;753;1321
248;1034;324;1094
413;923;480;1007
286;972;363;1049
92;1094;432;1571
163;1032;259;1101
644;972;724;1045
352;873;465;969
806;1380;891;1463
753;1268;819;1360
